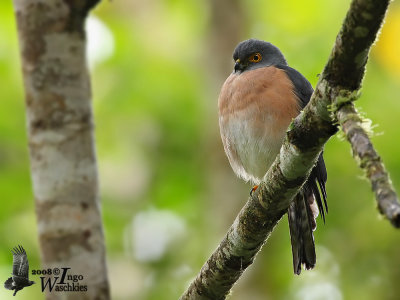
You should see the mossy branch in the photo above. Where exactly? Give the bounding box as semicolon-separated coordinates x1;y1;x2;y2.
335;102;400;227
181;0;395;299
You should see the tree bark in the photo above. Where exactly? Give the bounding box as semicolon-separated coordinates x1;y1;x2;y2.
335;101;400;227
13;0;110;299
181;0;398;299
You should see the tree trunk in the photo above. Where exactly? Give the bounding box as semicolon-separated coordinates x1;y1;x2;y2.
13;0;110;299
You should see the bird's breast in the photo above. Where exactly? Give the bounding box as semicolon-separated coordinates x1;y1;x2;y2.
218;66;300;183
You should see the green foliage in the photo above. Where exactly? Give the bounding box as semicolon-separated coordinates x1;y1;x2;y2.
1;1;400;299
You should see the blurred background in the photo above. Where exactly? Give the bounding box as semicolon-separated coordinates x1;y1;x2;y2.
1;0;400;299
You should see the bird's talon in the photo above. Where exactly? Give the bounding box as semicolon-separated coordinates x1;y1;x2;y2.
250;185;259;196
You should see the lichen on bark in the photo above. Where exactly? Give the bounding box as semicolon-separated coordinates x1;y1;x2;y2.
335;103;400;227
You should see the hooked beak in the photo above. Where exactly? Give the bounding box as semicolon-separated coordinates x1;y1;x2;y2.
234;59;245;73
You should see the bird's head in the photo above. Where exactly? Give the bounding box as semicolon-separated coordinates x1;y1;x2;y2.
28;280;35;286
232;39;287;73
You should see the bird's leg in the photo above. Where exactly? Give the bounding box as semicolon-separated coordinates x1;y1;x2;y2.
250;185;259;196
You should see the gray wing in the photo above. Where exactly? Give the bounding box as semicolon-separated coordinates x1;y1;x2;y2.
278;64;328;219
277;65;328;274
12;245;30;279
4;277;14;290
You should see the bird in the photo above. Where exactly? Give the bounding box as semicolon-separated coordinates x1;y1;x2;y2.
218;39;327;275
4;245;35;296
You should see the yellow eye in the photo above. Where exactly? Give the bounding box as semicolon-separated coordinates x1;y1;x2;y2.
249;53;262;63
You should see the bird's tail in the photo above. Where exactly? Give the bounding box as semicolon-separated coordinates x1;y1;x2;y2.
287;188;318;275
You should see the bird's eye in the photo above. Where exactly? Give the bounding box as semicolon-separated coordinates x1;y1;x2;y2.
249;53;262;63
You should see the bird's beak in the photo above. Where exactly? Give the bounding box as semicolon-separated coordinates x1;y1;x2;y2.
234;59;245;73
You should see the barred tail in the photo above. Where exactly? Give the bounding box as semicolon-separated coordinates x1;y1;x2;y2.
288;190;316;275
288;153;328;274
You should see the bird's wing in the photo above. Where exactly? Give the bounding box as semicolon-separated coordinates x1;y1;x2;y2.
11;245;30;279
276;65;314;107
277;65;328;274
4;277;14;290
277;64;328;218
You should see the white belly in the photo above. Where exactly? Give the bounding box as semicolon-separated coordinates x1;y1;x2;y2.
219;108;285;184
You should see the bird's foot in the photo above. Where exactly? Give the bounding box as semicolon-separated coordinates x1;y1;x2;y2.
250;185;259;196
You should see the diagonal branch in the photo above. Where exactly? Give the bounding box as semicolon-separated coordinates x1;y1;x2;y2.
181;0;396;299
335;101;400;227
